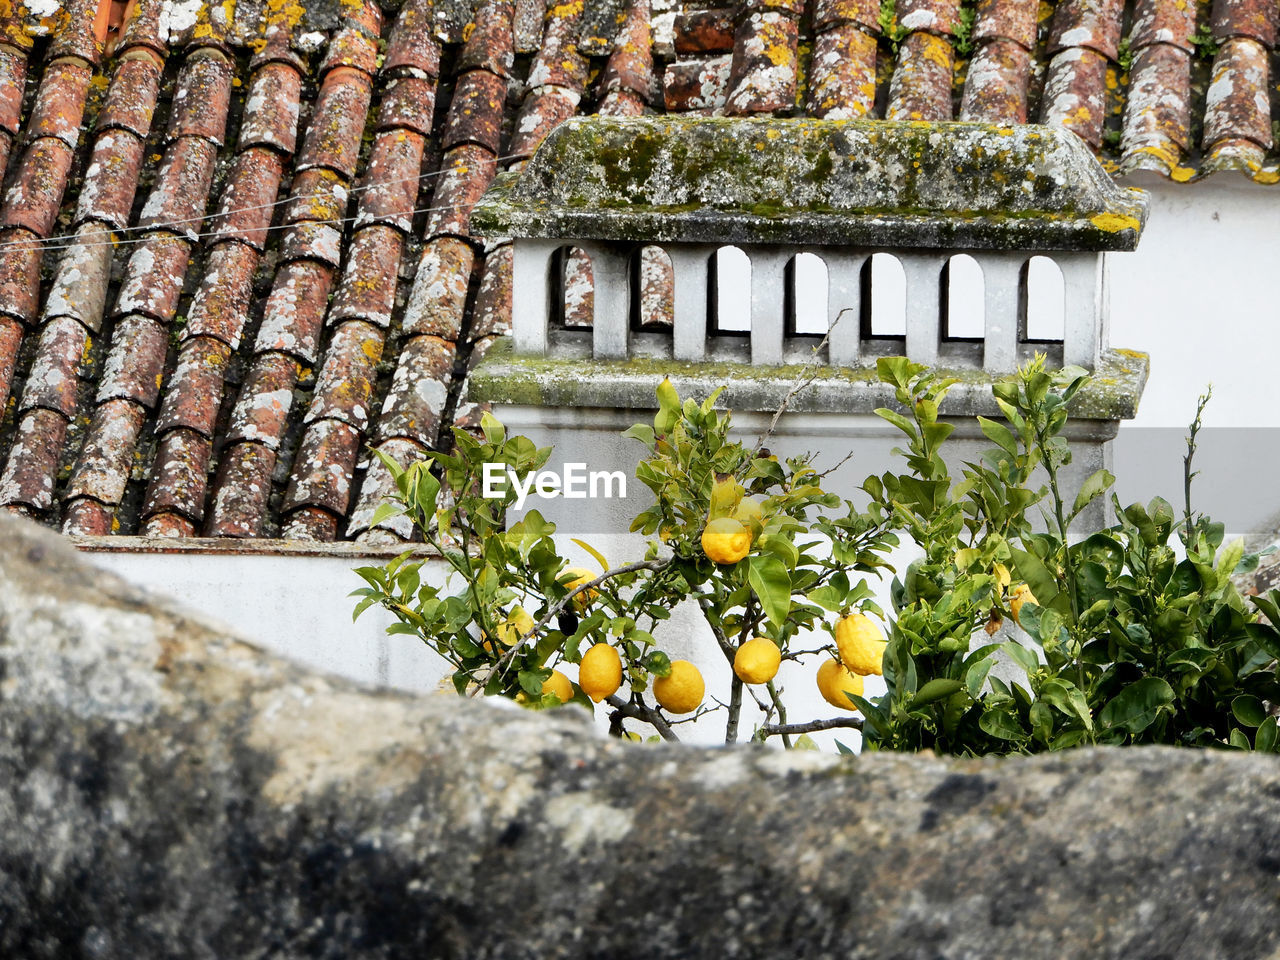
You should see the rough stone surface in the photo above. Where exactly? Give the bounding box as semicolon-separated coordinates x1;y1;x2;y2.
473;117;1150;251
2;516;1279;960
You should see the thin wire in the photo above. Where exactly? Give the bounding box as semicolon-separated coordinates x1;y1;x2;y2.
0;151;525;256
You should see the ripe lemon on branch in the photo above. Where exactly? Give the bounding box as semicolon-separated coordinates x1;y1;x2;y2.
733;637;781;685
1008;583;1037;625
816;658;864;711
542;670;574;704
579;644;622;702
835;612;886;676
701;517;752;565
654;660;705;714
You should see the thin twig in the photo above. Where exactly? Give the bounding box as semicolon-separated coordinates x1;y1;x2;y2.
606;694;679;741
471;557;673;696
748;307;853;461
757;716;864;739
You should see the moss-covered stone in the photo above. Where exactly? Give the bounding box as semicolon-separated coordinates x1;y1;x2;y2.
472;117;1150;252
467;337;1148;421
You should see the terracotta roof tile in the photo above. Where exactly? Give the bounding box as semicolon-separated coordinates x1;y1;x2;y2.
184;241;260;350
897;0;961;36
1211;0;1276;46
224;352;299;451
443;69;509;153
318;25;381;77
304;319;383;431
166;49;233;144
1120;42;1192;174
456;0;515;77
206;439;278;537
807;21;879;119
0;408;69;511
282;417;362;516
813;0;882;33
64;396;148;509
295;66;375;179
283;168;350;226
663;54;732;111
280;505;342;540
887;31;956;121
598;88;648;116
674;8;735;54
135;137;220;237
0;316;22;402
348;437;425;540
725;10;800;115
509;85;581;160
43;225;114;331
527;3;589;92
95;313;168;408
384;0;442;77
377;75;438;136
61;497;115;536
48;0;105;66
0;45;20;131
19;315;88;419
153;336;232;438
253;259;337;364
329;224;406;329
375;334;455;446
140;426;212;528
237;60;303;154
960;38;1032;122
94;50;162;138
1048;0;1124;60
115;0;168;56
210;147;287;250
603;0;655;102
1202;37;1272;153
26;57;94;149
638;245;675;328
562;246;594;328
972;0;1037;49
1130;0;1197;52
514;0;546;53
402;236;476;339
578;0;630;54
3;139;76;237
1039;45;1109;148
114;235;193;323
0;229;44;327
468;242;513;340
425;143;498;239
279;221;344;270
73;130;146;230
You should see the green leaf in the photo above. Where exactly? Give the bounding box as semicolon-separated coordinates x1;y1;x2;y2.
977;416;1019;458
1071;468;1115;521
1030;701;1053;744
747;554;792;628
367;501;406;529
1000;640;1040;678
874;407;916;440
1231;695;1267;728
834;739;855;756
570;538;610;574
1008;547;1059;611
965;657;994;699
517;668;550;697
622;423;655;446
793;734;820;751
1256;716;1278;753
907;678;964;710
1229;728;1251;750
1098;678;1175;735
479;410;506;444
643;650;672;677
978;708;1027;741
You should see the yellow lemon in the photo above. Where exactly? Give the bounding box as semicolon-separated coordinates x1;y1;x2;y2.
1009;583;1037;626
835;612;886;677
701;516;752;565
484;606;535;653
542;670;574;704
653;660;705;714
562;567;599;609
816;658;864;711
993;563;1011;591
578;644;622;702
733;637;781;685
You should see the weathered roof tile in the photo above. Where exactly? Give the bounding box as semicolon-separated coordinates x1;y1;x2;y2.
135;136;221;239
663;55;732;112
19;315;89;419
224;352;300;451
141;427;212;526
74;129;146;230
114;235;192;323
724;11;799;115
238;60;303;154
960;38;1033;123
527;3;589;92
674;8;734;54
95;50;163;138
1211;0;1276;46
304;319;384;430
443;69;509;153
972;0;1038;50
510;85;581;160
897;0;961;36
1130;0;1197;52
42;225;115;331
206;439;278;537
1040;45;1109;148
425;143;498;240
2;139;76;237
603;0;655;102
166;49;233;145
384;0;443;77
469;242;512;340
0;45;26;136
283;168;350;226
375;334;455;446
252;259;336;363
210;147;287;251
402;236;476;339
152;335;230;440
295;67;375;179
318;26;381;77
329;225;406;329
1121;41;1192;166
64;396;148;508
95;313;168;408
282;417;362;515
0;228;44;326
1202;37;1272;152
455;0;515;77
26;57;94;149
887;31;955;121
0;408;68;512
1048;0;1124;61
185;241;261;349
806;21;878;119
813;0;882;33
